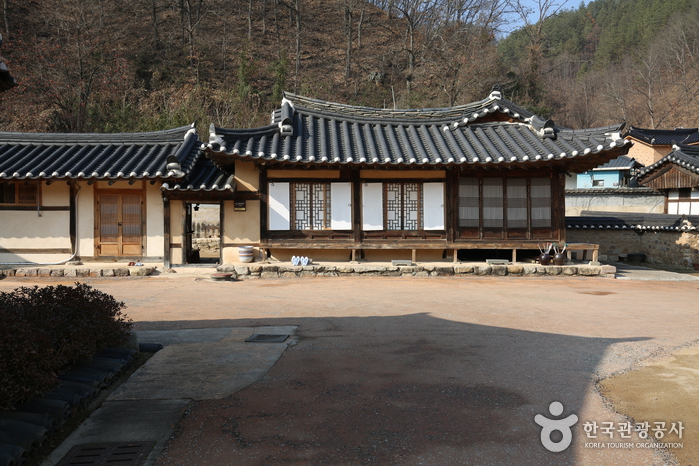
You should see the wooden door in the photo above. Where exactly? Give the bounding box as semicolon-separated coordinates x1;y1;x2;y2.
96;192;144;256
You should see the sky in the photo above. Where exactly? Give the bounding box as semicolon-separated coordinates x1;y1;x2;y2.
503;0;589;33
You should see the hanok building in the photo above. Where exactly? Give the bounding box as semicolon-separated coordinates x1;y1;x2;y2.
625;126;699;167
0;126;209;264
205;89;632;263
636;144;699;215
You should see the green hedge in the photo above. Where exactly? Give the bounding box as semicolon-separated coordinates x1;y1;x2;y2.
0;283;132;411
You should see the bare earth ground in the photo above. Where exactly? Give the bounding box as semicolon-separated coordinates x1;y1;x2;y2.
2;274;698;465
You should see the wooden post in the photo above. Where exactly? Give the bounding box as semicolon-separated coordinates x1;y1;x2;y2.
69;181;77;259
218;200;224;264
163;197;171;268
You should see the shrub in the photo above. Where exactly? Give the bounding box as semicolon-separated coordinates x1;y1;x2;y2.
0;283;132;410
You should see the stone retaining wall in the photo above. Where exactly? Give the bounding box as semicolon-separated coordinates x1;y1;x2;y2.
0;266;157;278
567;229;699;270
0;264;615;279
217;263;616;279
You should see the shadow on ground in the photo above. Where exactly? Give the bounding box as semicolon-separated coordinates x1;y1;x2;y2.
139;314;651;465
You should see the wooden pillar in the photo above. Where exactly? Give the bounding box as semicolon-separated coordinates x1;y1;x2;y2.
69;181;78;258
351;169;361;244
218;200;224;264
259;167;268;239
446;170;458;243
163;197;171;268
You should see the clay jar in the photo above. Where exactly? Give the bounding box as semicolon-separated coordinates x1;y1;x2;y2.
553;253;566;266
539;253;551;265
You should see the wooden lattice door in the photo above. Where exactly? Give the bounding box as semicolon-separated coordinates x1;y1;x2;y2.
96;192;144;256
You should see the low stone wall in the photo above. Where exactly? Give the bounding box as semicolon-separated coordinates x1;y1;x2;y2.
218;263;616;279
567;229;699;270
0;266;157;278
193;238;220;252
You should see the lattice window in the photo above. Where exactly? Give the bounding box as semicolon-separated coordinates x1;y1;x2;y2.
100;195;119;243
507;178;528;229
459;176;553;231
121;194;142;244
403;183;422;230
0;181;38;206
458;178;479;227
530;178;552;228
385;183;402;230
482;178;504;228
291;182;331;230
384;182;423;230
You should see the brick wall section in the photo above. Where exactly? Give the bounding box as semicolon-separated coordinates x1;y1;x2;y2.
567;229;699;269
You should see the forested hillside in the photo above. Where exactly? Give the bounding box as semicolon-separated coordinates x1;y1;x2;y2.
499;0;699;129
1;0;698;134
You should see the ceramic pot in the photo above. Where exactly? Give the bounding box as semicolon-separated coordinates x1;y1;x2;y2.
553;253;565;266
238;245;254;263
539;253;551;265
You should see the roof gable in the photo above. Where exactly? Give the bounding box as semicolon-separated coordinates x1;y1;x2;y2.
637;144;699;189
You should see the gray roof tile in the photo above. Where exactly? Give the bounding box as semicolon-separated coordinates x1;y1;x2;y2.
627;126;699;145
161;157;235;192
0;126;202;180
208;92;631;172
637;144;699;178
567;211;699;231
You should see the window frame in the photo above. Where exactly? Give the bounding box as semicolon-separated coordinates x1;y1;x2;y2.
0;181;40;207
267;181;353;233
457;175;554;239
290;181;332;231
667;188;699;215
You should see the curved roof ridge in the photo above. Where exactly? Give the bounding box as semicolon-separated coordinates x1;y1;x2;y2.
281;91;539;127
0;125;196;144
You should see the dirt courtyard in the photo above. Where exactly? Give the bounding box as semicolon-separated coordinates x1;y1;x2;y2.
2;274;698;465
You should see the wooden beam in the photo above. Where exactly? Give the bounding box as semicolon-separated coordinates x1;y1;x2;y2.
163;198;171;269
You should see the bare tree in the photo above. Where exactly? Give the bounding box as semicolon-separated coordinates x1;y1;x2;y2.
3;0;9;37
340;0;367;82
429;0;507;105
180;0;208;83
505;0;569;103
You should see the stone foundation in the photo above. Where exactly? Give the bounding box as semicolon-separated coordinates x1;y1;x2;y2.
217;263;616;279
0;266;157;278
0;263;616;279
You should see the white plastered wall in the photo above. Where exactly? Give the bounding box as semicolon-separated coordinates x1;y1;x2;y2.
0;182;72;262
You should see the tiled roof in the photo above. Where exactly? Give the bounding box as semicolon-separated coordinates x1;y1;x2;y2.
592;155;642;171
565;187;658;194
566;211;699;231
637;144;699;178
0;125;202;181
207;91;631;173
161;157;235;192
627;126;699;145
